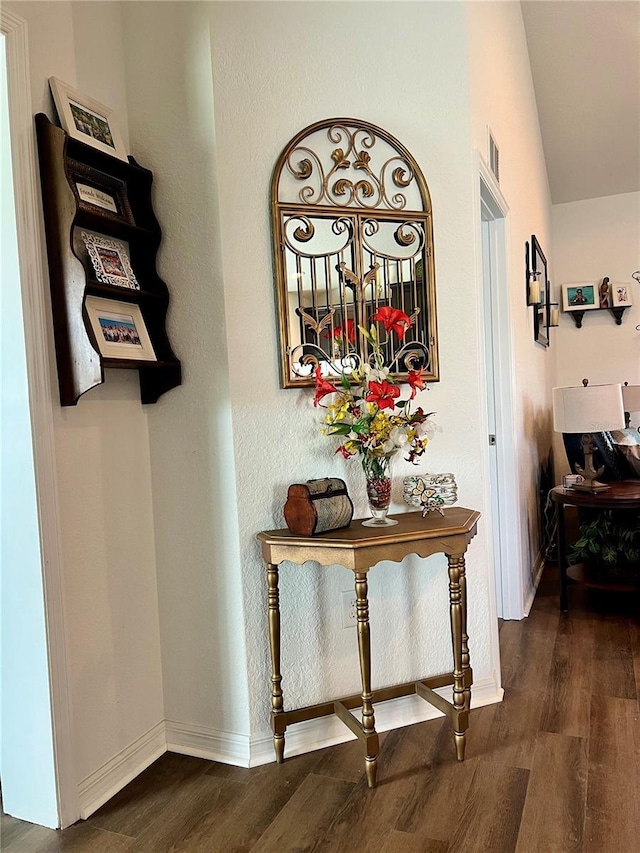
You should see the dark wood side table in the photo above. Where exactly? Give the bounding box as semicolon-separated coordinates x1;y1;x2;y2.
550;482;640;611
257;507;480;788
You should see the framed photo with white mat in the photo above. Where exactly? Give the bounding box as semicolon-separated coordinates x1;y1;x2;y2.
49;77;128;162
85;296;156;361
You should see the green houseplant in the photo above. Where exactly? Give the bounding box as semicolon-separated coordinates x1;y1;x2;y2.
569;508;640;582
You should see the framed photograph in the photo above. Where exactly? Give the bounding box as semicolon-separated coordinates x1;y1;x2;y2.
598;277;612;308
562;283;599;312
611;283;633;307
68;159;135;226
49;77;128;162
85;296;156;361
81;231;139;290
530;235;549;347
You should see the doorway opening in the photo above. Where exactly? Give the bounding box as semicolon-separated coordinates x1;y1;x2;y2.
479;165;523;620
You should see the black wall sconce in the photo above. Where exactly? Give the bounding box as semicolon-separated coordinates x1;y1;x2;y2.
526;235;550;347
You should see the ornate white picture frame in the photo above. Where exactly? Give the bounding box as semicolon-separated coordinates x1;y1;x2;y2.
81;231;139;290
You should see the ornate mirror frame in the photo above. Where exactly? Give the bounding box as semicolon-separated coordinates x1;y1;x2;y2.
270;118;440;388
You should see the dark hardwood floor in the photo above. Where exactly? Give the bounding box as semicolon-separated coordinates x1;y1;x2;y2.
3;564;639;852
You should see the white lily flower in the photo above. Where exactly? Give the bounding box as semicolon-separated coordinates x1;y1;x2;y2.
422;418;442;439
390;426;410;447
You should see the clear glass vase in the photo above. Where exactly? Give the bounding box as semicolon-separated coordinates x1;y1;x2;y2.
361;453;397;527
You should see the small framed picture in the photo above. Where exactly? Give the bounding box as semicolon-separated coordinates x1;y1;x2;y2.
562;283;599;312
81;231;139;290
611;283;633;307
68;159;135;226
598;278;612;308
49;77;128;162
85;296;156;361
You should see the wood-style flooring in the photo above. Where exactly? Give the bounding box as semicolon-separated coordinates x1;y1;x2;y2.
3;564;639;852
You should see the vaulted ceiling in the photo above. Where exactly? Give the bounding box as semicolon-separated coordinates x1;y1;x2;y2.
521;0;640;204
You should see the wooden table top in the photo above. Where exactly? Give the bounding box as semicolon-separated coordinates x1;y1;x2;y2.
551;481;640;509
257;507;480;551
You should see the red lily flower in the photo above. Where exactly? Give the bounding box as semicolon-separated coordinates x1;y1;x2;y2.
366;380;400;410
335;445;351;459
313;365;336;407
407;368;425;399
325;319;356;344
371;306;412;340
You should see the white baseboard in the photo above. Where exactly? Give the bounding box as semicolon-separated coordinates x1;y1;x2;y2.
76;676;503;817
524;551;545;616
248;674;503;767
165;719;251;767
77;721;166;819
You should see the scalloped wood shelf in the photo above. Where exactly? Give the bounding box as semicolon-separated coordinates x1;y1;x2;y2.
35;113;181;405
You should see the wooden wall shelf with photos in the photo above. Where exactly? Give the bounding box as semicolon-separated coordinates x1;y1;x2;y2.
35;113;181;406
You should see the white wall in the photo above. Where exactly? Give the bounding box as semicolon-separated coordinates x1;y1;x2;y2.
4;0;165;816
552;191;640;473
121;1;250;745
1;31;58;828
468;1;554;613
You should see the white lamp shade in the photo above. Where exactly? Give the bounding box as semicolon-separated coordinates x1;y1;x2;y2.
622;384;640;414
552;383;625;433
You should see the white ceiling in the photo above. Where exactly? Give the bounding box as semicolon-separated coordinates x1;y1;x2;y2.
521;0;640;205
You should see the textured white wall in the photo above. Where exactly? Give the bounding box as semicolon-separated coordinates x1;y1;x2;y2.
208;0;498;738
5;0;164;788
552;191;640;473
121;1;250;737
468;1;554;607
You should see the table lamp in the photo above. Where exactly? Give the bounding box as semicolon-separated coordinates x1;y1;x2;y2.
622;382;640;428
553;380;625;492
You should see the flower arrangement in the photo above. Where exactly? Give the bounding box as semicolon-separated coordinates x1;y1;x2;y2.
313;306;440;525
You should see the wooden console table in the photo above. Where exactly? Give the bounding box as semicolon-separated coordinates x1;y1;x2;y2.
257;507;480;787
551;481;640;611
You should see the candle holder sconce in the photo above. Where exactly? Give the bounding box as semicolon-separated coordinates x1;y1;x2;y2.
526;235;550;348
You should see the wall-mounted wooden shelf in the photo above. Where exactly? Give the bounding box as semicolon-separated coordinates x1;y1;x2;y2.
35;113;181;406
568;306;630;329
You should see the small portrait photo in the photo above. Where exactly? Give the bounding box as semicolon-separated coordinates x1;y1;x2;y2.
81;231;139;290
562;283;598;312
599;278;611;308
85;296;156;362
612;283;633;307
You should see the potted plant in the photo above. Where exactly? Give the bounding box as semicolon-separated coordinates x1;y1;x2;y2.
569;508;640;584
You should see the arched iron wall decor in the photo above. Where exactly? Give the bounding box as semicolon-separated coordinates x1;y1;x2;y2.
271;118;439;388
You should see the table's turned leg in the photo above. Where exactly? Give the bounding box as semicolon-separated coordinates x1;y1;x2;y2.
448;554;467;761
459;554;472;716
355;571;379;787
267;562;285;763
557;502;569;612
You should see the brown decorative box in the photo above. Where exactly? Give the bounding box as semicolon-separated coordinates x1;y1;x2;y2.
284;478;353;536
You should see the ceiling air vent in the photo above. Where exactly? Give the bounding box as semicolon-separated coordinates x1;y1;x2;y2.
488;130;500;183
